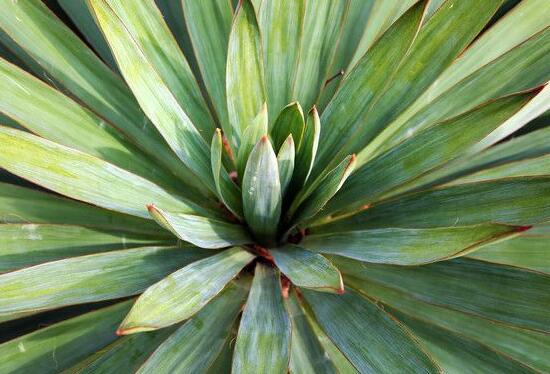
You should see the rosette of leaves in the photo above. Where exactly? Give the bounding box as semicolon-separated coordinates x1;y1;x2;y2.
0;0;549;373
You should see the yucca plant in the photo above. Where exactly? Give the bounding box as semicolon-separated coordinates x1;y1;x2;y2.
0;0;549;372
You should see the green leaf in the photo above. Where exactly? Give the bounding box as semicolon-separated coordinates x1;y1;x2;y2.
0;301;132;374
467;228;550;274
277;135;295;197
0;224;169;272
0;182;164;235
271;245;343;293
271;101;305;152
89;0;216;193
319;177;550;232
368;2;550;159
287;289;338;374
62;329;173;374
182;0;233;135
0;58;189;194
303;224;524;265
345;270;550;372
290;155;356;225
232;263;291;374
57;0;117;70
237;102;268;181
392;310;534;374
290;106;320;191
335;256;550;333
302;288;440;373
147;205;251;249
327;92;535;214
259;0;305;120
226;0;266;146
0;128;200;219
211;128;244;218
242;136;282;243
318;0;376;110
449;154;550;185
119;247;255;333
137;278;250;373
349;0;419;68
101;0;215;141
0;0;197;190
0;246;210;314
311;1;425;181
292;1;347;112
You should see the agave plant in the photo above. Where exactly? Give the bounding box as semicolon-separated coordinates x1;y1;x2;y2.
0;0;549;372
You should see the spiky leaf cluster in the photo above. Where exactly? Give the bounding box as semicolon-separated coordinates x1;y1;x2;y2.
0;0;549;373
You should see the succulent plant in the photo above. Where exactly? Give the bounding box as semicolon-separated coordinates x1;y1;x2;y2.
0;0;549;372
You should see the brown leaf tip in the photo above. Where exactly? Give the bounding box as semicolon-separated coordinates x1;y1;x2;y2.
260;135;269;143
146;203;157;213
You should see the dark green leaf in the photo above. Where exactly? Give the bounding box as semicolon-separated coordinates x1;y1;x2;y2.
271;101;305;152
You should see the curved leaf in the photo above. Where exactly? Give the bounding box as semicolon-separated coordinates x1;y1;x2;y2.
271;245;343;293
147;205;251;249
277;135;296;197
119;247;255;333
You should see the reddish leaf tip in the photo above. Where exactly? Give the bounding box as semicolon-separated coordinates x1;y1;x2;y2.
516;225;533;233
146;203;157;213
260;135;269;143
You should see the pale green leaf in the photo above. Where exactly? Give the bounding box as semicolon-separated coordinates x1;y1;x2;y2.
0;128;200;219
237;103;268;180
0;246;210;314
292;1;347;112
137;278;250;373
277;135;295;197
290;106;320;192
271;245;343;293
103;0;215;141
232;263;291;374
226;0;266;146
119;247;255;333
89;0;216;193
147;205;251;249
259;0;305;120
271;101;305;152
0;301;132;374
242;136;282;243
302;288;440;373
303;224;523;265
182;0;233;136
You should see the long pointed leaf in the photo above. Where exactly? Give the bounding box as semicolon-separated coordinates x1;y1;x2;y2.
0;128;199;219
137;278;250;373
226;0;266;146
242;136;282;243
277;135;295;197
0;246;210;314
232;263;291;374
89;0;216;193
303;224;523;265
0;224;168;272
147;205;251;249
119;248;255;333
271;101;305;152
0;301;132;374
271;245;343;293
237;103;268;180
302;288;440;373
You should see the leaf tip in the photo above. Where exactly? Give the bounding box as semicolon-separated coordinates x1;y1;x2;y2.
516;225;532;233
